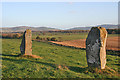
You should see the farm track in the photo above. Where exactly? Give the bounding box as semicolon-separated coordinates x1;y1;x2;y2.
50;37;120;51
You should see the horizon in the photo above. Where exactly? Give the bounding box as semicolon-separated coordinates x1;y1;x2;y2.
2;2;118;29
1;24;118;30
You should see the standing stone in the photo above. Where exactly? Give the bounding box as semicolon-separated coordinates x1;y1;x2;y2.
86;27;107;69
20;29;32;55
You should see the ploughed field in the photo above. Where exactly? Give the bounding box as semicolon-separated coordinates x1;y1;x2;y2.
51;37;120;51
33;33;119;51
2;38;120;78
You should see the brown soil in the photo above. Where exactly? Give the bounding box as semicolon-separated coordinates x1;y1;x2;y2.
50;37;120;51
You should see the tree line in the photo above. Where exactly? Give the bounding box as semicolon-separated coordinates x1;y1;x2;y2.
1;29;119;39
106;29;120;34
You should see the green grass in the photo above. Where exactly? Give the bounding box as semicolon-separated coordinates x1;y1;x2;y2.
32;32;119;41
32;33;88;41
2;39;120;78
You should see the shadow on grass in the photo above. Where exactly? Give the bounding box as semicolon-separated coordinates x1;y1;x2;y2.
2;53;20;57
68;66;87;73
2;51;87;73
106;50;120;57
2;57;57;68
33;61;57;68
2;52;56;68
2;57;28;62
112;64;120;66
2;56;87;73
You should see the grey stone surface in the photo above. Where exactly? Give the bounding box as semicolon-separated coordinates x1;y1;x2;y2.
20;29;32;55
86;27;107;69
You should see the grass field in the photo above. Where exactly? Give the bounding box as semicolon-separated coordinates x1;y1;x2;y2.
32;32;119;41
32;33;89;41
2;38;120;78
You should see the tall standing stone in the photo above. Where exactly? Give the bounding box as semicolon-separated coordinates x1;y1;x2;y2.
86;27;107;69
20;29;32;55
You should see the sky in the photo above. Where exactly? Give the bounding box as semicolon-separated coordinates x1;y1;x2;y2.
2;2;118;29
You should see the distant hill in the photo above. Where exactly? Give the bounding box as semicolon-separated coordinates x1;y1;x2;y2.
1;26;60;32
1;24;118;32
68;24;118;30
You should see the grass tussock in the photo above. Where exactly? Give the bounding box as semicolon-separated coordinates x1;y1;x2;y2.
84;66;119;76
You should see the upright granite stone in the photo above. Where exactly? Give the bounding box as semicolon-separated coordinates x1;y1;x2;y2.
86;27;107;69
20;29;32;55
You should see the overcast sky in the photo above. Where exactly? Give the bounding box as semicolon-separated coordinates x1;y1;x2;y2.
2;2;118;29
